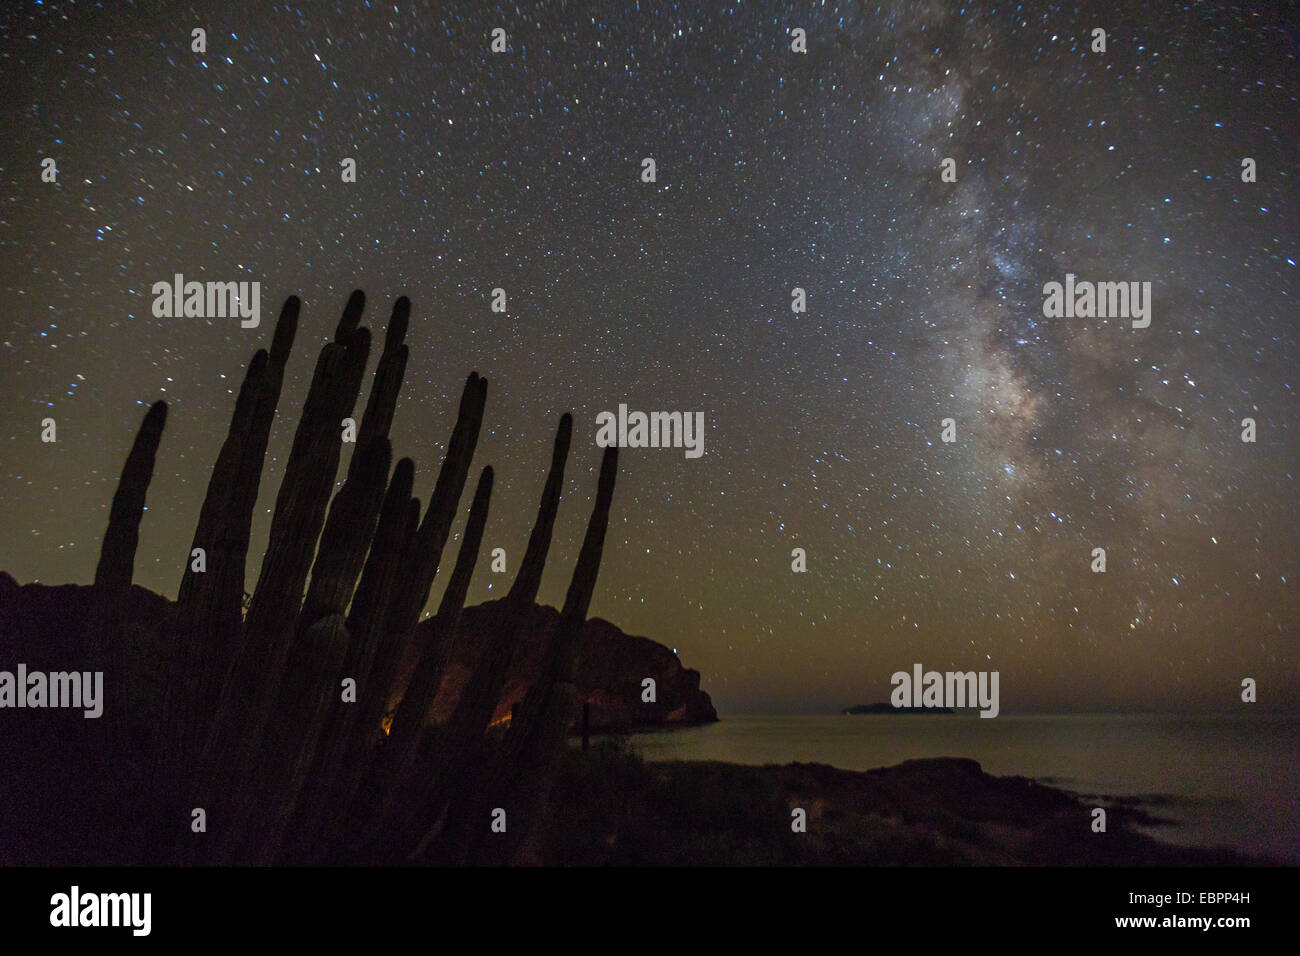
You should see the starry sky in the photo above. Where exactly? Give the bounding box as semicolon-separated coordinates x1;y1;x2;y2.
1;1;1296;715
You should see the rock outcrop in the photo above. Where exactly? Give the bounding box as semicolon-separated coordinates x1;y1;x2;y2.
394;600;718;734
0;574;719;744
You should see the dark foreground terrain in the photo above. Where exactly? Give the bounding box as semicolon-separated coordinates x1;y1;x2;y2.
541;741;1270;866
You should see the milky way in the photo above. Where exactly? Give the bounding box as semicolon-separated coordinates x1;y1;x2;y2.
1;1;1295;713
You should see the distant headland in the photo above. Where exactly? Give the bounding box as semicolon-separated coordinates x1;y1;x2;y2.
843;702;955;715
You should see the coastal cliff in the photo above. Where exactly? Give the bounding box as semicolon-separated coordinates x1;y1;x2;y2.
394;598;718;733
0;574;718;737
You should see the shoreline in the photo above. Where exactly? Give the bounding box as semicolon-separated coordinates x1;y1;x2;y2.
544;747;1279;866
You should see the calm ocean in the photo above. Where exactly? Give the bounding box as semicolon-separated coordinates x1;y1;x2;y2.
624;713;1300;862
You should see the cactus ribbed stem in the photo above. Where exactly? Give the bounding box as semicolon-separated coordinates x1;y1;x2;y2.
409;413;572;861
470;447;619;864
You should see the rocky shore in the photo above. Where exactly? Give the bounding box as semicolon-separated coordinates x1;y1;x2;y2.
541;744;1273;866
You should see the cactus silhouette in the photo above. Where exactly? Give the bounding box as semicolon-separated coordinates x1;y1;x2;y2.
52;291;619;865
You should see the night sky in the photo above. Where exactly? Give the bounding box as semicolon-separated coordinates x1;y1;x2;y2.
1;2;1295;715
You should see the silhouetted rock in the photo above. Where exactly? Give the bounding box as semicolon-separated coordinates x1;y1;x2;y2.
0;574;716;743
396;600;719;733
0;573;171;677
544;747;1277;866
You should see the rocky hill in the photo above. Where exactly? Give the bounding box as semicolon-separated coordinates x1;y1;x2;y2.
393;599;717;733
0;573;717;736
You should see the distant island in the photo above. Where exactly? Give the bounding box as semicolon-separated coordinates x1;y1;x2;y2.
843;702;954;714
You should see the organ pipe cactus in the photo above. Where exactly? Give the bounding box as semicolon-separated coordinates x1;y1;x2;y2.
161;296;299;772
68;290;620;865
